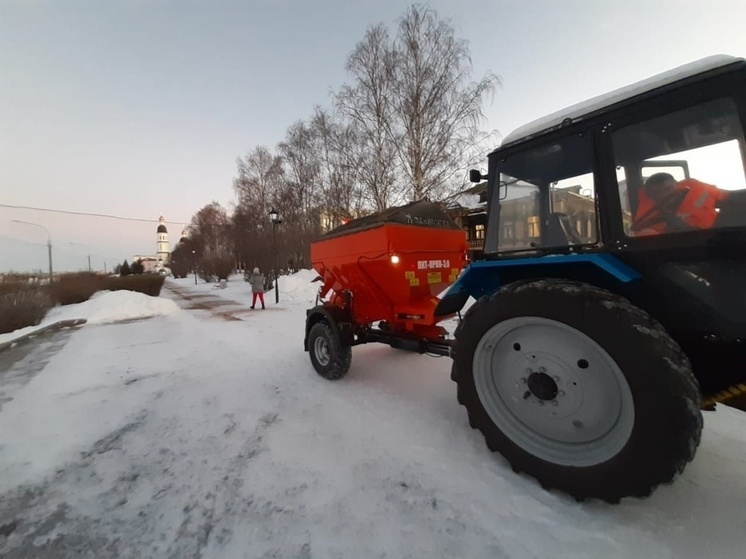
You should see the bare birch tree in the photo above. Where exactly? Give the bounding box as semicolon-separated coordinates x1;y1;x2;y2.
391;4;499;201
208;3;500;278
188;202;235;280
278;120;323;269
335;24;403;211
232;146;284;272
279;120;321;217
233;146;284;213
189;202;231;258
310;106;365;228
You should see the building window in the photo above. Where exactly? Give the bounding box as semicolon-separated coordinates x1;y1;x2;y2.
527;216;540;238
502;221;514;239
474;224;485;240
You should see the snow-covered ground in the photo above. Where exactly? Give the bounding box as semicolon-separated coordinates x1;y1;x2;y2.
0;271;745;558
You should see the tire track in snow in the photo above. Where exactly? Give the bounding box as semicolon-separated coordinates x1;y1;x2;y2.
163;283;246;322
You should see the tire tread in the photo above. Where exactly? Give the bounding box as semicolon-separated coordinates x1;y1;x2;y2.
451;278;703;503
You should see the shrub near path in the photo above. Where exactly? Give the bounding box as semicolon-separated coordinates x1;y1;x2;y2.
103;274;165;297
0;275;54;335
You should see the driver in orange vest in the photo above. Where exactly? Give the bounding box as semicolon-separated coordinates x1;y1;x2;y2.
631;172;729;236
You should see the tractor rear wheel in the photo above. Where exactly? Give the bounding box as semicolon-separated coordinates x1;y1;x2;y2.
308;321;352;380
451;279;703;503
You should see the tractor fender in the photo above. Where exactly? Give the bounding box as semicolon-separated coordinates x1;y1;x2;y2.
435;253;641;317
304;304;354;351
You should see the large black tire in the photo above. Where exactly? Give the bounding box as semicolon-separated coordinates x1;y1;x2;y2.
451;278;703;503
308;321;352;380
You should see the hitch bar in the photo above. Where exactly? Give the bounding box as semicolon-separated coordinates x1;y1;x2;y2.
354;328;455;357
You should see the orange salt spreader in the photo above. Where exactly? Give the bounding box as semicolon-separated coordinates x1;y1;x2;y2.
305;200;468;364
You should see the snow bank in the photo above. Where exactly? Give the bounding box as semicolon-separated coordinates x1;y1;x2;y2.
48;290;180;325
0;323;49;346
277;269;321;303
0;290;181;347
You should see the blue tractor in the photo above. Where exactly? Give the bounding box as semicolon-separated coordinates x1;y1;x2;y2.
436;54;746;503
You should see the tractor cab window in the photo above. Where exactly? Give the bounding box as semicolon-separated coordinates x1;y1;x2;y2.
488;133;597;254
612;97;746;237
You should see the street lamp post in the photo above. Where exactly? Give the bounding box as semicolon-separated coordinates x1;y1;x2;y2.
13;219;53;282
269;208;282;304
192;249;197;285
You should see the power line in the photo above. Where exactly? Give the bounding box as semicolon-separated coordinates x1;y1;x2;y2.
0;203;190;225
1;234;127;257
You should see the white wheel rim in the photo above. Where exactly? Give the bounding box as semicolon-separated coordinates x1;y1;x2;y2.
473;316;635;467
314;335;331;366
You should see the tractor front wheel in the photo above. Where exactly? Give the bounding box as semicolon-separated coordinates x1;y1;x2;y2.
308;321;352;380
452;279;703;503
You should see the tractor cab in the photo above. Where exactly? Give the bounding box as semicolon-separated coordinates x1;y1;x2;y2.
478;55;746;258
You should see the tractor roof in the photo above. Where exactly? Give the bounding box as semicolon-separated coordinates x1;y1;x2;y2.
499;54;744;150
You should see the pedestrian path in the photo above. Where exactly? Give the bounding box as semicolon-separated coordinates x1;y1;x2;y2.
162;282;250;321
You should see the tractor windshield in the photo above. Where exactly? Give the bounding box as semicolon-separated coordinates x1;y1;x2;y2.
613;96;746;237
486;133;598;254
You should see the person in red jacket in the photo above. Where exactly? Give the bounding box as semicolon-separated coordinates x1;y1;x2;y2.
631;172;730;236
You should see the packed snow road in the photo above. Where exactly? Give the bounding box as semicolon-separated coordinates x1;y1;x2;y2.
0;275;745;558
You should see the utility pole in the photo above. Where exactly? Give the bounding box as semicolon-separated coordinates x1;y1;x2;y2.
48;239;53;279
13;220;53;282
68;242;93;273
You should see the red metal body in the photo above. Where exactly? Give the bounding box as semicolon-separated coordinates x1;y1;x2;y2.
311;222;468;339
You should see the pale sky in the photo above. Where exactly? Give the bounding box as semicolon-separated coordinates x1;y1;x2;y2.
2;0;745;272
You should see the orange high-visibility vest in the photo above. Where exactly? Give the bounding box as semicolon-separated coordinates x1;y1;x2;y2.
632;178;727;235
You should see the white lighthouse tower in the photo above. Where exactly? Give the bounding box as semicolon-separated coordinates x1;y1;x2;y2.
156;214;170;267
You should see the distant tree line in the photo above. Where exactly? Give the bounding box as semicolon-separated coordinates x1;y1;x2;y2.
115;259;144;276
178;4;500;281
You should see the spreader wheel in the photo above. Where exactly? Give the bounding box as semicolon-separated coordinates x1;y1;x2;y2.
451;279;703;503
308;321;352;380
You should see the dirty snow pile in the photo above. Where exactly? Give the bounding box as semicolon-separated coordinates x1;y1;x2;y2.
276;269;321;303
48;290;180;325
